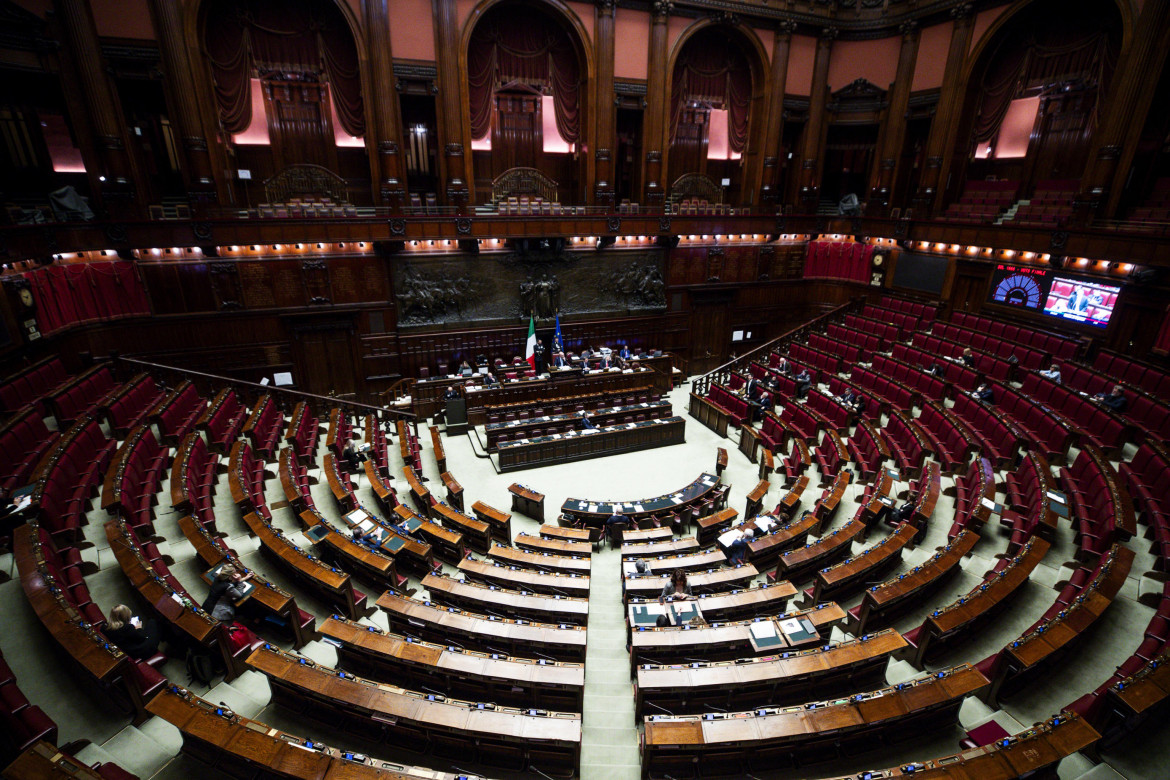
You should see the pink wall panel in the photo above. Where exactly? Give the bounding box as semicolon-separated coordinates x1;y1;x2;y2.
614;9;649;80
567;2;595;44
827;37;901;91
753;28;774;64
970;6;1008;57
391;0;436;60
667;15;690;55
786;35;817;95
92;0;154;39
911;21;952;92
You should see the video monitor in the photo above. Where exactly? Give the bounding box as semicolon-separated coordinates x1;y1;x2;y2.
988;264;1051;311
1042;276;1120;328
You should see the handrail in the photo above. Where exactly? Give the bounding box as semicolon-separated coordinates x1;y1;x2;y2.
116;357;415;433
691;298;864;397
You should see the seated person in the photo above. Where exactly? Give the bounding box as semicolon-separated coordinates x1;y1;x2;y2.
341;442;362;473
658;569;694;604
775;356;791;375
351;526;381;549
1094;384;1128;413
459;360;474;377
726;527;754;565
104;604;162;660
202;565;253;623
443;385;460;400
924;362;944;377
961;348;976;368
1039;363;1062;384
849;393;868;418
481;372;499;386
551;350;568;368
605;510;628;544
839;388;858;407
581;413;597;430
972;383;995;404
618;344;632;361
580;345;594;361
794;369;812;399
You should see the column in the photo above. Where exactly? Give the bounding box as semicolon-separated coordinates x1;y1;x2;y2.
148;0;220;204
796;27;835;213
759;21;794;209
913;3;975;216
869;21;919;212
593;0;616;208
1078;0;1170;219
53;0;147;214
364;0;409;211
432;0;469;211
642;0;671;209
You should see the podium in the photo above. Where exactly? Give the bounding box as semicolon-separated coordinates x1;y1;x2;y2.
445;398;467;435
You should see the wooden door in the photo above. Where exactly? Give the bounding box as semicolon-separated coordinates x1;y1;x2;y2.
289;317;359;399
689;293;733;376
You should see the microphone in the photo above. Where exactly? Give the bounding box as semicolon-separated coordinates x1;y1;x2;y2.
703;704;727;712
529;767;556;780
645;701;674;716
530;650;556;661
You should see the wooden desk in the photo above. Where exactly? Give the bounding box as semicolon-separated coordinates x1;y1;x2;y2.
487;542;592;574
471;500;513;543
323;452;356;512
429;427;446;473
623;565;759;599
145;685;496;780
378;591;587;661
621;549;727;575
627;579;796;631
629;602;845;669
243;510;365;620
301;507;409;593
248;645;582;772
908;536;1050;669
458;557;591;597
689;391;731;438
745;478;770;518
623;526;675;544
641;664;988;779
695;508;739;547
852;529;980;635
562;472;720;528
515;532;592;557
716;447;728;475
363;459;397;511
403;465;431;518
985;543;1134;704
465;368;667;423
433;501;491;554
540;524;594;545
439;470;464;512
807;522;918;606
394;504;464;563
759;448;775;481
636;629;908;717
776;516;866;582
2;741;113;779
748;506;821;570
177;514;314;649
814;468;853;523
320;615;585;712
496;416;685;472
422;572;589;625
485;401;672;450
803;712;1099;779
621;537;699;558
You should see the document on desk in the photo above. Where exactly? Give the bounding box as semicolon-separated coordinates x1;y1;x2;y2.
1046;490;1066;504
346;508;371;525
717;528;741;548
980;497;1002;513
588;504;599;513
634;504;645;512
748;620;784;651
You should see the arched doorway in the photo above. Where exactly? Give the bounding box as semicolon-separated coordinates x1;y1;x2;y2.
953;0;1122;196
666;24;768;207
199;0;366;205
464;1;590;206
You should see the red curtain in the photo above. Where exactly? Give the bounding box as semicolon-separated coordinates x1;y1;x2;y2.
670;29;752;154
24;262;151;337
804;241;873;284
467;12;581;144
972;14;1118;145
203;0;364;137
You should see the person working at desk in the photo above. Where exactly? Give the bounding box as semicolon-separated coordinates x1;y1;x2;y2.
775;356;791;375
794;369;812;399
104;604;163;660
619;344;632;361
846;392;867;418
961;348;976;368
1039;363;1062;384
581;413;597;430
726;527;754;565
659;569;694;604
1093;384;1128;413
972;383;995;404
459;360;474;377
351;526;382;549
605;509;629;545
443;385;460;400
202;565;253;622
552;350;568;368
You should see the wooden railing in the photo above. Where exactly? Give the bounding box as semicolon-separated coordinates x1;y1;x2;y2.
691;298;864;397
116;357;415;437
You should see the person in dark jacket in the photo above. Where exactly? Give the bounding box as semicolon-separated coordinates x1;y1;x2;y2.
104;604;161;660
202;565;252;623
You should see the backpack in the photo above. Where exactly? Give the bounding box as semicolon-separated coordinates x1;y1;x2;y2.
185;647;217;687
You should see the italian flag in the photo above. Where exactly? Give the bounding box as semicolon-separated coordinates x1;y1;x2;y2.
525;316;537;370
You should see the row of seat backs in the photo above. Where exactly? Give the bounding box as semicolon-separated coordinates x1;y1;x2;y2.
0;356;68;414
1093;349;1170;399
950;311;1079;361
933;322;1048;370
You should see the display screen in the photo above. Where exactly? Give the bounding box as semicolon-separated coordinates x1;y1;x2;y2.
892;251;950;295
987;264;1119;329
988;264;1050;310
1043;276;1120;328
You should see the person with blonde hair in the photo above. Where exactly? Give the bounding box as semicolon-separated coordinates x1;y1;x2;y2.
104;604;161;660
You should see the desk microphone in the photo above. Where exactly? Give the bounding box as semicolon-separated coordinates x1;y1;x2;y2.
547;587;570;598
484;609;506;619
645;701;674;716
529;767;556;780
420;684;446;697
703;704;727;713
531;650;556;661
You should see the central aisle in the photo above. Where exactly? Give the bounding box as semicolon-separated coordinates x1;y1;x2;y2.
579;543;641;779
